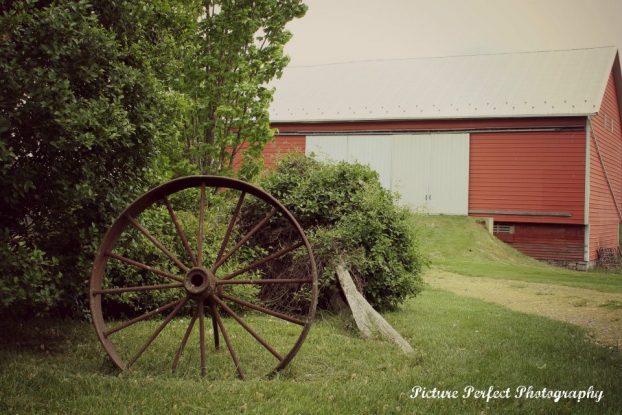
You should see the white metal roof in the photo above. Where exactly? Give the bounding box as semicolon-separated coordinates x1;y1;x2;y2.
269;47;620;122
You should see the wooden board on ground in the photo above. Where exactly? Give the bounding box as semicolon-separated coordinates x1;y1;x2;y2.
336;261;414;354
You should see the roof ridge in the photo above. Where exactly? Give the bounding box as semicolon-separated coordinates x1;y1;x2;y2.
288;46;617;69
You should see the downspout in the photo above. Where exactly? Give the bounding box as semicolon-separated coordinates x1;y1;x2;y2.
584;119;590;263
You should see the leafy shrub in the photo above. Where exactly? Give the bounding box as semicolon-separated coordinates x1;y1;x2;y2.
0;1;185;317
0;230;62;316
251;154;427;311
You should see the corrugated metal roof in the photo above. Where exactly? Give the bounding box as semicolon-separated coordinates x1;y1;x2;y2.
269;47;619;122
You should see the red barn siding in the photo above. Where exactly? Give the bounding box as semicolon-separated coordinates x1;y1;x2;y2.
263;135;305;168
469;131;586;225
495;223;584;261
588;69;622;260
232;135;305;170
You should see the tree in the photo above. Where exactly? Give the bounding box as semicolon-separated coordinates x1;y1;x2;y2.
0;0;306;316
0;0;183;315
182;0;307;179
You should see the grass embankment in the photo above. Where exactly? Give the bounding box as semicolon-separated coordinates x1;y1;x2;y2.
413;215;622;292
2;289;622;414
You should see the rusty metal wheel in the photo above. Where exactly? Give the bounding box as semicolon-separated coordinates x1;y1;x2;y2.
90;176;318;379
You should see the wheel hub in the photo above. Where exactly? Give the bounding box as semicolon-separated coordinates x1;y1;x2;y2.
184;267;216;297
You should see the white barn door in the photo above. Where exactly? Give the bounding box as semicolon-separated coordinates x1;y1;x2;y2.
306;134;469;214
346;136;393;189
391;135;431;210
306;135;392;188
306;135;348;161
427;134;469;214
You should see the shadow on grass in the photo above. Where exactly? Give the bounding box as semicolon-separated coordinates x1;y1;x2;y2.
0;319;76;354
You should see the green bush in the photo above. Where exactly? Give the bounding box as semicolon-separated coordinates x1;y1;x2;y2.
0;229;62;316
254;154;426;311
0;1;186;317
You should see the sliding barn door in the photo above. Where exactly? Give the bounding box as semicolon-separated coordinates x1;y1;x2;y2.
391;135;431;210
427;134;469;214
306;133;469;214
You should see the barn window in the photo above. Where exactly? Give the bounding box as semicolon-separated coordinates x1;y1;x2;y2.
493;224;515;234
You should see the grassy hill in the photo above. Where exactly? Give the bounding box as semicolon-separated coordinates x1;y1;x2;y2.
410;214;622;292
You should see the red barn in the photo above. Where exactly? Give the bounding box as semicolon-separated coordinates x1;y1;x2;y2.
261;47;622;269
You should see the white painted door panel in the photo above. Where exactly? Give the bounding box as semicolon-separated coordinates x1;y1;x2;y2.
428;134;469;215
346;136;392;189
306;135;348;161
391;135;431;211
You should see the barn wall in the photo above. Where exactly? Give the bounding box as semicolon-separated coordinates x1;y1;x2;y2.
263;135;305;168
233;135;305;170
588;69;622;260
469;131;586;225
494;222;585;261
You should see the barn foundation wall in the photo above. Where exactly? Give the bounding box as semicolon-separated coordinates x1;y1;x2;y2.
543;259;593;271
492;222;586;263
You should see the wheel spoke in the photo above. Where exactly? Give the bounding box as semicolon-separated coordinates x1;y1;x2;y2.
197;183;206;266
106;252;183;283
221;293;307;326
220;241;304;281
126;214;189;272
217;278;312;286
164;196;197;267
215;191;246;264
212;207;277;272
211;301;244;379
127;297;189;369
172;307;199;373
104;298;183;337
93;282;183;295
212;295;283;361
198;300;206;376
211;305;220;350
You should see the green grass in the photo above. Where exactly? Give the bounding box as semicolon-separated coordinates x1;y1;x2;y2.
3;214;621;413
599;300;622;310
2;290;621;414
413;214;622;292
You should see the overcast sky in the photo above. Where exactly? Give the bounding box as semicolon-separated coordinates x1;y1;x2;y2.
284;0;622;66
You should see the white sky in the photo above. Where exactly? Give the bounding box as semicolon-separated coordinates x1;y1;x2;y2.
284;0;622;66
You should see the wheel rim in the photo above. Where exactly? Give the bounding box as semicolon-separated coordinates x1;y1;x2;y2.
90;176;318;379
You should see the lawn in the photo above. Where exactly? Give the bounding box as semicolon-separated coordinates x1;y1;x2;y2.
3;214;622;414
2;288;621;414
413;214;622;292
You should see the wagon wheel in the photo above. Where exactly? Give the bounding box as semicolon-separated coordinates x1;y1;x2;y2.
90;176;318;379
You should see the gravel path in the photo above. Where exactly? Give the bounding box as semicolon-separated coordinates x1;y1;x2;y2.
426;269;622;348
